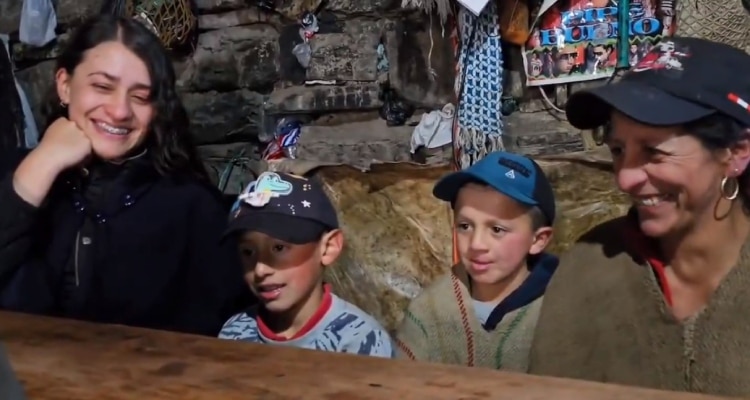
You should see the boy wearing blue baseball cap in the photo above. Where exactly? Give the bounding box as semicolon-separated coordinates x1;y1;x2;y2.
394;151;559;370
217;171;394;358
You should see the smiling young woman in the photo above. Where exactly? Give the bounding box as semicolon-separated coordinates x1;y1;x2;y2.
0;15;253;336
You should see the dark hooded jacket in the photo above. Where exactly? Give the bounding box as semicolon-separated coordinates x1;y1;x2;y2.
0;148;252;336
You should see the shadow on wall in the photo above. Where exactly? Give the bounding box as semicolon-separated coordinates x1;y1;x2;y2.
390;17;454;108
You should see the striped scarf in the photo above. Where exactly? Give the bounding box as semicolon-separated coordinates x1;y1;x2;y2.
394;264;541;371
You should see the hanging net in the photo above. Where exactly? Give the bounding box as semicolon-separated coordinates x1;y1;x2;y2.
675;0;750;53
126;0;197;50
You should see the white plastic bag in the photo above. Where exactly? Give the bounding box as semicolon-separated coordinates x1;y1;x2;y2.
292;42;312;68
410;103;455;153
19;0;57;47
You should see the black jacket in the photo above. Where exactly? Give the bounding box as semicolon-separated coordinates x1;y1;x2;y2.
0;149;252;336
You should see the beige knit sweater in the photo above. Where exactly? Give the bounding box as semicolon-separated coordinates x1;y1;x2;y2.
530;216;750;397
394;264;542;371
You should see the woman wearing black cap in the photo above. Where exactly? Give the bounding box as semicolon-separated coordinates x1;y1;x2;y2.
528;37;750;396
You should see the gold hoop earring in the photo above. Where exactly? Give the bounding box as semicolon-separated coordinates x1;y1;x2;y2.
720;176;740;200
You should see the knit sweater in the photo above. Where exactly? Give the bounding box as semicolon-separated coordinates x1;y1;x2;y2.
395;254;558;371
529;215;750;397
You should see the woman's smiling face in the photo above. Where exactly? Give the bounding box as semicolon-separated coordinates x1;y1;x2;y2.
56;40;154;161
608;111;728;238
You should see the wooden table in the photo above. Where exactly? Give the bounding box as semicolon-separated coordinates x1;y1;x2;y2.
0;311;733;400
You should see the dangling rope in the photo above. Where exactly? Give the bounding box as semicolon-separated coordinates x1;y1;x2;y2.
450;12;462;264
401;0;453;24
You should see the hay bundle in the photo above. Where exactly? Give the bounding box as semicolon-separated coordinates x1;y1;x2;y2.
269;151;629;332
317;163;453;333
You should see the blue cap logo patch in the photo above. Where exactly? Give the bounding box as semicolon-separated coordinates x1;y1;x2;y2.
229;172;294;215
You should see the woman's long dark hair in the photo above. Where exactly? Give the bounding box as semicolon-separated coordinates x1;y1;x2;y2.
43;15;208;182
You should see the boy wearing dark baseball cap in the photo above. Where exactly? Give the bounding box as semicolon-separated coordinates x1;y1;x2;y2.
395;151;559;371
218;171;393;358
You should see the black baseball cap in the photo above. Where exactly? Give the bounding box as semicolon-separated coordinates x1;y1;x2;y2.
566;37;750;130
433;151;556;226
224;172;339;244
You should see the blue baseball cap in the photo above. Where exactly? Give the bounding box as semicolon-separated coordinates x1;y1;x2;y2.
433;151;556;225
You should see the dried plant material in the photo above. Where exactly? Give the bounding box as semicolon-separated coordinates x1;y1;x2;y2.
312;156;629;332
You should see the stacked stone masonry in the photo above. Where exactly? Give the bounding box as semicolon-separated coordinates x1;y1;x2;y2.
1;0;584;165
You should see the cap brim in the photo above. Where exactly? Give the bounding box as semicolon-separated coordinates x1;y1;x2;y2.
433;170;538;207
566;80;715;129
222;212;328;244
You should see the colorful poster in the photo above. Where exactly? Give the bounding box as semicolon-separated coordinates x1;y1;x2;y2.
523;0;675;86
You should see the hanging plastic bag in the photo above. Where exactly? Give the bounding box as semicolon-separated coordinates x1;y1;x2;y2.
299;11;319;40
379;89;415;127
262;118;303;160
19;0;57;47
292;42;312;68
410;103;455;153
497;0;530;46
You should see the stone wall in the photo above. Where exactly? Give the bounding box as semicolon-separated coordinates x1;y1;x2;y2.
1;0;458;163
0;0;589;171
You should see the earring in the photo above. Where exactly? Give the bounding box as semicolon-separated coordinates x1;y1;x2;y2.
59;101;68;108
720;176;740;200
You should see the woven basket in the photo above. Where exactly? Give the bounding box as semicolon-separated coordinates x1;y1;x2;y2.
126;0;196;50
676;0;750;53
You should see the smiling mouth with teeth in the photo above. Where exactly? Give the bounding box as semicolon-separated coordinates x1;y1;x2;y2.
633;194;672;206
96;121;131;136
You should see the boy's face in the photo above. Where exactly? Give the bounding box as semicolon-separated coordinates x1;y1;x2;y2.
454;183;552;289
237;230;343;315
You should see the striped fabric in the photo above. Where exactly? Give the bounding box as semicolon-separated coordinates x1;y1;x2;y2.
452;3;506;169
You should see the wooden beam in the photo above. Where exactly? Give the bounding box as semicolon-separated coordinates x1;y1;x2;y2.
0;311;733;400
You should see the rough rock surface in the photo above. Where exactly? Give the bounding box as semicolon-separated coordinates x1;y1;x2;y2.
385;17;455;108
5;0;461;146
307;33;380;81
267;83;383;114
0;0;100;34
295;119;416;166
177;26;279;93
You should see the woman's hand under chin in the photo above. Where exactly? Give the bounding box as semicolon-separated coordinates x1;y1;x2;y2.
36;117;94;170
12;118;93;207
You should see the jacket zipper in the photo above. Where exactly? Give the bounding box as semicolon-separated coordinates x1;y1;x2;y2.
74;230;81;287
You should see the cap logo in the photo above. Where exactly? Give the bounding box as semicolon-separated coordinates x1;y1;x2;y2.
632;40;689;73
728;93;750;114
498;157;531;178
237;172;294;208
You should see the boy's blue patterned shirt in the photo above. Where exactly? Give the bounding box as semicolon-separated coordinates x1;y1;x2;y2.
219;293;394;358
